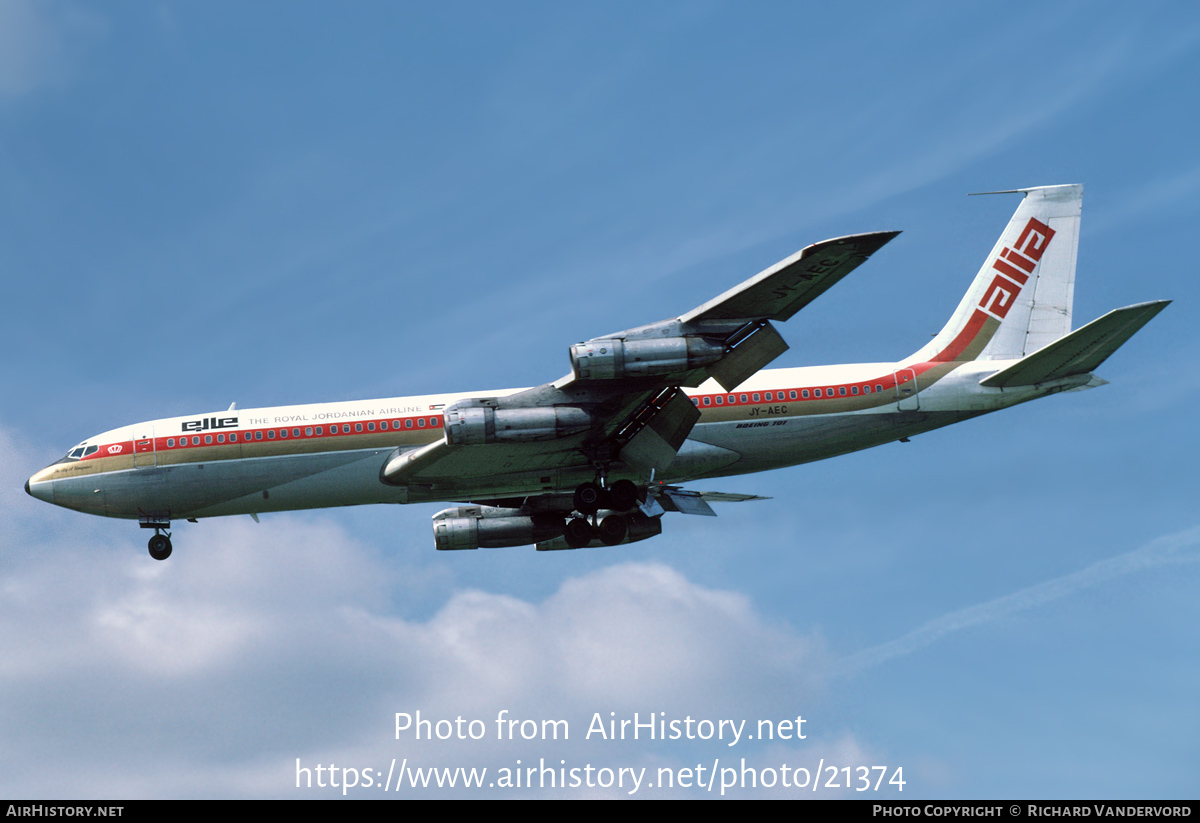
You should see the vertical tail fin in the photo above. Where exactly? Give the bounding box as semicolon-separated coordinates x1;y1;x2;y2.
910;184;1082;364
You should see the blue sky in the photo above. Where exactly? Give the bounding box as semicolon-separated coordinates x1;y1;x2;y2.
1;1;1198;798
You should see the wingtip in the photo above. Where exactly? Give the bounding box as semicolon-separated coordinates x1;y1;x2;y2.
1125;299;1172;313
843;229;901;252
865;229;901;252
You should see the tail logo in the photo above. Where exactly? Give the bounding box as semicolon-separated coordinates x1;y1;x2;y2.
978;218;1055;320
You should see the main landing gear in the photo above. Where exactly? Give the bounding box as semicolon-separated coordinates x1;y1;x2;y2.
147;529;173;561
573;478;639;515
565;478;640;548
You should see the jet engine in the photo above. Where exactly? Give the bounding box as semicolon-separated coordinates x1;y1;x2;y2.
443;404;592;446
569;336;725;380
431;505;664;552
432;506;565;550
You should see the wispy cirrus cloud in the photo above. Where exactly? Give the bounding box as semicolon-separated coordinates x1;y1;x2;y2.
836;524;1200;677
0;0;104;100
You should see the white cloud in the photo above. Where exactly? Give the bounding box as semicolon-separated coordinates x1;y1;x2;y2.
0;488;863;797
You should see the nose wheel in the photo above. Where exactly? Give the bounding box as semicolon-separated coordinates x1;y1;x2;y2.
148;532;173;561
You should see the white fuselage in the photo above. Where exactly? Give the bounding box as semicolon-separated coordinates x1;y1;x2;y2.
26;357;1071;523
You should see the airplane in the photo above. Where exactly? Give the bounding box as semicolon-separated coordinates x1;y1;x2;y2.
25;185;1169;560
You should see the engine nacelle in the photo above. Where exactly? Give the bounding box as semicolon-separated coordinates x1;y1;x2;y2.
444;404;591;446
569;336;725;380
432;506;565;550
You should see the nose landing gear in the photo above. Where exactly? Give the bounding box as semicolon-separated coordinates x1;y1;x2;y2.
147;532;173;561
139;516;174;560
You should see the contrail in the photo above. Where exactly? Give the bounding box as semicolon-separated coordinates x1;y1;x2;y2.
836;525;1200;677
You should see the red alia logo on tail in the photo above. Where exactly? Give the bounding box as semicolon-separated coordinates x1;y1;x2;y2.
979;217;1055;320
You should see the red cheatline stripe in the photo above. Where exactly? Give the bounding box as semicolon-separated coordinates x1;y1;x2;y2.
929;308;989;365
80;414;446;460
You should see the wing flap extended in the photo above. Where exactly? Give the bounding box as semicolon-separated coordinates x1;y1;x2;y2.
680;231;899;324
706;320;790;391
980;300;1169;388
618;388;702;475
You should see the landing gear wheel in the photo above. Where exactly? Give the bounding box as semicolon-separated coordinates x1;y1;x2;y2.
598;514;628;546
609;479;639;512
148;534;173;561
574;481;603;515
564;517;595;549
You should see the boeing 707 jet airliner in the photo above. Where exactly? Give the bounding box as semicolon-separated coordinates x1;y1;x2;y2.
26;185;1168;559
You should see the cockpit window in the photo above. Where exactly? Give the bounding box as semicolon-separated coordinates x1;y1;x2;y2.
58;443;88;463
56;442;102;463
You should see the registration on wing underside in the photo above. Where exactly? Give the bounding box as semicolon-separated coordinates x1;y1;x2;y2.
680;232;900;324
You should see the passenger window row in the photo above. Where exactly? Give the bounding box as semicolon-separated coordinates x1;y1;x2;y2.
692;384;888;407
160;417;442;449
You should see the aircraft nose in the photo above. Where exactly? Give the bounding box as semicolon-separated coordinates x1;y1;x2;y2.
26;475;55;504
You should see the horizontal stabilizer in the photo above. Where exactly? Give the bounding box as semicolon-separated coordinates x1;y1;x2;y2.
649;485;771;517
980;301;1170;388
657;487;716;516
681;231;899;324
693;490;772;503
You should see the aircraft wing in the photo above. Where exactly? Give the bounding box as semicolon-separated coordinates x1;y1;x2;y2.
680;232;900;323
380;231;898;492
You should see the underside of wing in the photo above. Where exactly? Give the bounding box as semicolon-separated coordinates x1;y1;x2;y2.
680;231;900;324
380;436;589;483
